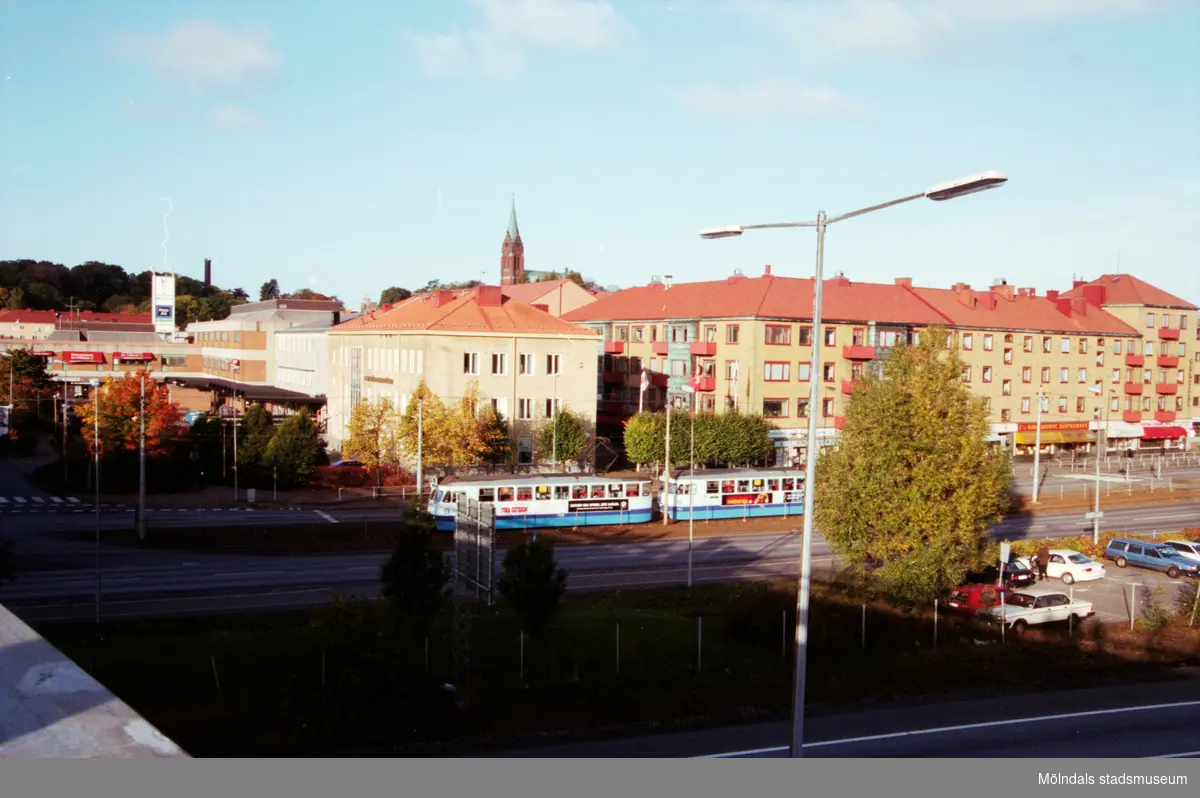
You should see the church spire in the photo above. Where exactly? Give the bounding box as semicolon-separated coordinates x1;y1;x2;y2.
507;194;520;240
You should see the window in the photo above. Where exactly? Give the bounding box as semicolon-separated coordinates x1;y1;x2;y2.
491;353;507;375
982;366;993;383
1109;396;1119;413
546;354;561;375
633;326;644;342
463;352;479;375
1162;313;1170;328
1041;367;1051;384
1112;369;1120;384
1178;369;1186;385
544;398;559;418
1058;397;1068;413
1060;337;1070;354
1003;347;1013;364
797;363;811;381
822;398;835;417
824;327;836;346
852;328;866;346
1179;342;1187;356
961;366;972;382
704;325;716;343
1022;366;1032;384
650;325;658;342
850;362;864;380
797;399;810;418
763;362;790;381
983;398;992;412
671;359;687;377
1060;367;1069;383
1023;335;1033;353
615;326;629;342
1142;396;1151;411
797;326;812;346
1114;340;1122;354
518;398;533;420
1182;314;1189;329
983;334;994;351
1146;342;1155;356
1077;368;1087;383
1021;397;1031;414
1001;379;1012;396
1177;396;1185;411
724;360;737;379
1039;395;1049;413
762;399;788;418
1159;368;1167;383
1042;336;1052;353
1078;338;1088;354
1000;409;1011;422
1146;313;1155;328
765;325;791;345
1095;351;1104;366
1076;397;1086;413
726;325;740;344
962;333;973;350
823;363;836;381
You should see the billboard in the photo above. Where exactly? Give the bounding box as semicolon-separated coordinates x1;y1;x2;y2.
151;272;176;334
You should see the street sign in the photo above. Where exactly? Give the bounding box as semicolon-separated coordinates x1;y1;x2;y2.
998;541;1011;564
1084;511;1104;520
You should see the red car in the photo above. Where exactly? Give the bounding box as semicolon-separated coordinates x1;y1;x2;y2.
945;584;1013;617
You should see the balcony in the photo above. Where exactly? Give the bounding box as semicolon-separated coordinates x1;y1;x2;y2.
1155;383;1178;395
1157;327;1180;340
695;376;716;392
651;341;670;356
603;341;625;355
650;372;669;387
690;341;717;357
1154;410;1178;423
1122;410;1143;423
841;379;859;395
1124;353;1144;367
833;415;847;430
602;371;627;384
1157;355;1179;367
842;345;876;361
1123;382;1143;395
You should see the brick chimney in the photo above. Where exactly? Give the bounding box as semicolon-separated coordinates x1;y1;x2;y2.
1071;297;1088;316
894;277;912;288
977;292;997;310
431;289;456;308
763;264;772;277
475;285;503;307
1046;290;1060;302
1056;297;1073;316
1081;284;1107;307
990;281;1015;301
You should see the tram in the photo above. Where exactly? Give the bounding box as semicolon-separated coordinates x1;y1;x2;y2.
661;467;807;521
428;473;655;531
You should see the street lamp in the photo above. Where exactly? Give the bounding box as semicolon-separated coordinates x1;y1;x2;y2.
89;377;102;624
1032;389;1047;503
136;372;147;541
699;169;1008;758
1086;383;1114;545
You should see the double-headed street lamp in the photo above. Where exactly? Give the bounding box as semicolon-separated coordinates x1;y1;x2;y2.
1087;383;1116;545
699;169;1008;758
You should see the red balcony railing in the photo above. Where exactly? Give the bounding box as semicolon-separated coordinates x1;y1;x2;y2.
603;341;625;354
602;371;627;384
1124;353;1144;367
842;345;875;360
1123;382;1143;395
689;342;717;357
1157;327;1180;340
833;415;847;430
1122;410;1142;423
1154;410;1177;423
1155;383;1178;395
651;342;670;356
1157;355;1179;367
840;379;859;395
650;372;668;387
695;376;716;392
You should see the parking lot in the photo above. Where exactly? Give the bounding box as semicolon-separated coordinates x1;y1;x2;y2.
1014;559;1200;627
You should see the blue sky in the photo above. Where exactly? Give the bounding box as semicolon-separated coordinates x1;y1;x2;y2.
3;0;1198;308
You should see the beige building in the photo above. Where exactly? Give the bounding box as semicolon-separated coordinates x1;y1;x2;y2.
326;285;601;465
499;279;599;317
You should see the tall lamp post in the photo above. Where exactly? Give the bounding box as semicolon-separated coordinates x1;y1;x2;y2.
136;372;147;541
1032;388;1046;503
1086;383;1113;545
89;377;102;624
699;169;1008;758
1;351;13;439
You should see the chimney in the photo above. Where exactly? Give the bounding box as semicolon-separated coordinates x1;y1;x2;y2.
475;285;503;307
432;289;456;308
978;292;998;311
663;274;673;289
203;258;212;286
532;303;550;314
1081;284;1106;307
1073;279;1087;288
956;286;975;308
763;264;772;277
332;310;341;326
894;277;912;288
829;273;850;287
1046;289;1060;302
1056;297;1073;317
1071;297;1088;316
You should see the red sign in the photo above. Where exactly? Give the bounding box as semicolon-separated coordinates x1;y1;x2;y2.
114;352;154;360
722;493;772;506
30;350;54;357
1015;421;1090;432
63;351;104;364
500;506;530;514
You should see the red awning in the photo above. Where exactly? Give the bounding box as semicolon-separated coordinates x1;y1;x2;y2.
1141;425;1187;440
63;351;105;364
30;350;54;357
114;352;154;360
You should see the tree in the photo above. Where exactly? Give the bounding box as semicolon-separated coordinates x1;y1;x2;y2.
75;371;183;459
478;405;513;464
236;404;275;482
259;279;281;301
536;406;590;466
379;504;451;638
497;537;568;637
398;381;453;466
622;412;662;467
622;408;772;469
379;286;412;305
266;408;323;489
0;349;51;420
342;397;399;486
813;324;1012;605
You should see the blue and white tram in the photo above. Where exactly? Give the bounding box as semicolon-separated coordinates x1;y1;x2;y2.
428;474;655;531
662;467;806;521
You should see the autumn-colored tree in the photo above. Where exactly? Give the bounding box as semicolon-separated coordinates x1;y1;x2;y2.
398;381;453;465
478;405;513;464
0;348;52;422
75;371;182;459
536;405;590;466
342;397;399;485
446;382;491;465
814;324;1012;605
266;408;323;489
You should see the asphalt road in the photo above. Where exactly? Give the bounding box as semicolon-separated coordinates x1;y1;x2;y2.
485;679;1200;758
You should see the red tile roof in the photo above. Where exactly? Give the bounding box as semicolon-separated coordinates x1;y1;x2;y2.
498;279;572;304
331;286;600;336
908;286;1140;336
563;275;949;326
1059;274;1197;310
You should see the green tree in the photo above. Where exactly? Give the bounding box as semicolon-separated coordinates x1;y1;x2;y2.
342;397;399;486
379;504;451;638
813;324;1012;605
478;405;513;464
259;279;281;301
379;286;412;305
622;411;662;467
498;537;568;637
536;405;590;466
236;404;275;483
266;408;323;489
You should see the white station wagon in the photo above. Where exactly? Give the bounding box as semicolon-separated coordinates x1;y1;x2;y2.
978;589;1095;633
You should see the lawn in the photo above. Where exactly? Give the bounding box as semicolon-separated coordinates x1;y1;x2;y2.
33;579;1200;757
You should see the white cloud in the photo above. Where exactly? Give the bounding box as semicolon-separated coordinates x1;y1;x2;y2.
676;82;862;119
209;105;264;132
743;0;1167;65
402;0;627;78
115;20;283;88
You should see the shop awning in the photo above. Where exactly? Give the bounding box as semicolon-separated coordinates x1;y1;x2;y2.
1141;425;1187;440
1014;429;1096;445
1104;421;1144;438
114;352;154;360
62;351;104;364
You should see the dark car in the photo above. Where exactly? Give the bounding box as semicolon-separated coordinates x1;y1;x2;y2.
1000;558;1037;587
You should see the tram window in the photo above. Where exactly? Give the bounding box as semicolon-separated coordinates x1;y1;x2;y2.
517;486;533;501
608;484;622;498
479;487;495;502
535;486;551;501
590;484;605;498
555;486;570;500
752;479;764;489
433;490;443;502
737;480;750;492
625;483;640;497
676;483;690;495
641;483;651;497
721;481;734;494
498;487;514;502
768;479;780;491
705;481;718;495
572;485;587;499
781;478;794;491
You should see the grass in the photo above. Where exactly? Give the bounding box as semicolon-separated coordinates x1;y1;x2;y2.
32;579;1200;757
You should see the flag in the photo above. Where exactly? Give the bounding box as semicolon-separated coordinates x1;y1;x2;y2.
690;362;702;391
640;368;649;394
730;360;739;395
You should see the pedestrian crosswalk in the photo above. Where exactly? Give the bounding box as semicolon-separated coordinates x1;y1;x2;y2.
0;495;81;506
0;496;305;514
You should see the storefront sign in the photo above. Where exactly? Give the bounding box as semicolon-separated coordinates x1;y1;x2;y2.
1015;421;1090;432
365;375;394;385
568;499;629;513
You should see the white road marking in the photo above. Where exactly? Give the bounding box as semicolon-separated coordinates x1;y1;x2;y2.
315;510;339;524
1157;750;1200;758
66;497;80;503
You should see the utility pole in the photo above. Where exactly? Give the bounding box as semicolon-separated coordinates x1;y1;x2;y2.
1032;389;1045;503
136;372;146;541
662;397;672;526
416;398;424;497
91;379;102;625
232;405;239;501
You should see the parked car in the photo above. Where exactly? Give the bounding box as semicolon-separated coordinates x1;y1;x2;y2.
1163;539;1200;566
1104;537;1200;579
1013;549;1106;585
946;584;1013;617
977;589;1095;634
1001;558;1037;587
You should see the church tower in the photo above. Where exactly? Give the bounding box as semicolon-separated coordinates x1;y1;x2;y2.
500;196;525;285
